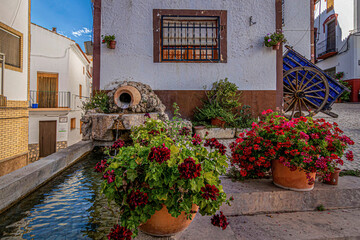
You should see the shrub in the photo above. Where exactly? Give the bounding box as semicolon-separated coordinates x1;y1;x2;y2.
82;91;110;113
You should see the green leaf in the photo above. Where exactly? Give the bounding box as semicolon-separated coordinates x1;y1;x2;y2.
115;176;123;187
109;162;121;169
127;169;138;181
170;145;180;155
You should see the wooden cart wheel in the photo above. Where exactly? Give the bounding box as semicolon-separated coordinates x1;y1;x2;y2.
283;66;329;118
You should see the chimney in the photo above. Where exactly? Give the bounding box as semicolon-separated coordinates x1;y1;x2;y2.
52;27;57;33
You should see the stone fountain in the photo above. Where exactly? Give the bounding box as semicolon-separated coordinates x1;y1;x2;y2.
81;81;169;142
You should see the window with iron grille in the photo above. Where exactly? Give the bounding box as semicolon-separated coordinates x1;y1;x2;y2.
153;10;227;63
161;16;220;62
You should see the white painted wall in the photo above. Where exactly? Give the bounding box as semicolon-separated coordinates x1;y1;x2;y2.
0;0;29;101
283;0;311;59
29;24;92;146
314;0;360;80
100;0;311;91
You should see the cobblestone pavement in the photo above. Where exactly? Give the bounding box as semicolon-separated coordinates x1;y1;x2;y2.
217;103;360;171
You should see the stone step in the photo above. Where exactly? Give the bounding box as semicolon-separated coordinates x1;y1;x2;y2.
136;208;360;240
220;176;360;216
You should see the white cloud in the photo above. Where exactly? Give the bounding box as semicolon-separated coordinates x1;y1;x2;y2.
72;27;92;37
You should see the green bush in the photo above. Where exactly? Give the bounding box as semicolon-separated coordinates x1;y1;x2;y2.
82;91;110;113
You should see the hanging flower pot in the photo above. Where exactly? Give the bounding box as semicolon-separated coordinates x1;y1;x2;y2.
272;42;281;50
211;117;226;128
108;40;116;49
272;159;316;191
324;168;341;185
139;204;198;237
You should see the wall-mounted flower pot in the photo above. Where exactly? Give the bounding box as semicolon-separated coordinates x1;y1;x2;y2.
324;168;341;185
108;40;116;49
272;159;316;191
211;117;226;128
272;42;280;50
139;204;198;237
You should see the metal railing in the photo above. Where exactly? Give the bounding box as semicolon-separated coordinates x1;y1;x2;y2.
29;90;71;108
316;35;337;58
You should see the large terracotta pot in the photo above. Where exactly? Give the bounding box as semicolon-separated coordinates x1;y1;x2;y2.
211;117;226;128
139;204;198;237
272;159;316;191
324;168;341;185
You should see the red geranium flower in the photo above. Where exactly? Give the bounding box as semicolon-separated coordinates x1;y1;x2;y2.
127;190;148;210
94;159;109;173
178;157;202;179
103;170;115;184
211;211;229;230
148;144;171;164
201;184;220;201
107;224;132;240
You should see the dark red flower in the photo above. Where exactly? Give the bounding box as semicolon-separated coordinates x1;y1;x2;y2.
148;144;171;164
103;170;115;184
144;113;151;118
178;157;202;179
204;138;227;155
346;151;354;161
127;189;148;210
107;224;132;240
201;184;220;201
179;127;191;136
112;139;125;149
211;211;229;230
94;159;109;173
148;130;160;136
192;134;202;146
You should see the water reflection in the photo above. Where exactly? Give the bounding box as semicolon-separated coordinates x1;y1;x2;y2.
0;150;118;239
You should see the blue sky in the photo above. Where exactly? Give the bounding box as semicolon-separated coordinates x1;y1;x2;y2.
31;0;93;52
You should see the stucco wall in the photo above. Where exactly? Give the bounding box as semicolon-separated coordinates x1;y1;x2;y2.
0;0;29;101
100;0;279;91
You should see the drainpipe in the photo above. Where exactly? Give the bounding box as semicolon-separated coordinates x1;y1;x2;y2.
0;53;4;96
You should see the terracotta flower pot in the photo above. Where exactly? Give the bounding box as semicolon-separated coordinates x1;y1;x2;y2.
211;117;226;128
139;204;198;237
108;40;116;49
272;42;280;50
272;159;316;191
324;168;341;185
193;125;206;131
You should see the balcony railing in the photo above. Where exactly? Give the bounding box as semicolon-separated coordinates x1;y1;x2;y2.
316;35;337;59
29;90;71;108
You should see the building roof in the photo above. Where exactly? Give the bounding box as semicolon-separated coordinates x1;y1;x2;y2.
31;22;75;42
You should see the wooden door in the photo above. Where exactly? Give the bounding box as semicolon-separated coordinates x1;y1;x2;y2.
37;72;58;108
39;121;57;157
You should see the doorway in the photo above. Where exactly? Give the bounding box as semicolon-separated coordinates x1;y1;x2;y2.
39;121;57;157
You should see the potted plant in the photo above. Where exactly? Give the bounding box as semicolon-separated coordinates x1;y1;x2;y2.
95;112;232;239
230;109;354;191
264;32;286;50
102;34;116;49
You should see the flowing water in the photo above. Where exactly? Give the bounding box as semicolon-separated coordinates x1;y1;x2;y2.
0;150;118;239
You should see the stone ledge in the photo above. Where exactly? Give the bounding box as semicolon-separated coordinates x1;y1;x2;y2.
220;176;360;216
195;128;236;139
0;141;93;214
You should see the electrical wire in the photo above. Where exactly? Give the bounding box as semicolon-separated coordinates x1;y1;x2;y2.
31;47;70;59
11;0;22;27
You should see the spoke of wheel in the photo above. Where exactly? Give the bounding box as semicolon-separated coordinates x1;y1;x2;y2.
305;95;325;100
286;76;296;91
295;71;299;90
305;89;324;94
284;98;296;112
298;98;302;116
300;98;310;112
303;97;318;112
284;91;293;95
284;84;293;92
300;73;317;90
298;70;309;89
290;100;297;118
303;80;323;92
284;96;295;106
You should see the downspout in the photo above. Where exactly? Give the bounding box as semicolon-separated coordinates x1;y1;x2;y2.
275;0;283;111
0;53;4;96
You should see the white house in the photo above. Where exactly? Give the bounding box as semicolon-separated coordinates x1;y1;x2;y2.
314;0;360;102
92;0;312;118
28;23;92;161
0;0;30;176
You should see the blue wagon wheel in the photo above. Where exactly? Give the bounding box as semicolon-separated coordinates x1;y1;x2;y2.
283;66;329;118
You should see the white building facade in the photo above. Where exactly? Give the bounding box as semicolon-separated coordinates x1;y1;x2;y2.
314;0;360;102
29;23;92;161
93;0;312;118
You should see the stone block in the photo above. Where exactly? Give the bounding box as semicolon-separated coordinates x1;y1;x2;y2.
195;128;236;139
121;113;159;130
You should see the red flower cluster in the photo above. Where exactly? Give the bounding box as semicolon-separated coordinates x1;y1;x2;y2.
103;170;115;184
148;130;160;136
107;224;132;240
148;143;171;164
192;134;202;146
211;211;229;230
201;184;220;201
178;157;202;179
204;138;227;155
112;139;125;149
126;190;148;210
179;127;191;136
346;151;354;161
94;159;109;173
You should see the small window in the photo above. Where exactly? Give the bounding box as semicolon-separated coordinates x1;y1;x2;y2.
153;9;227;63
327;0;334;12
79;84;82;99
0;22;23;71
71;118;76;130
